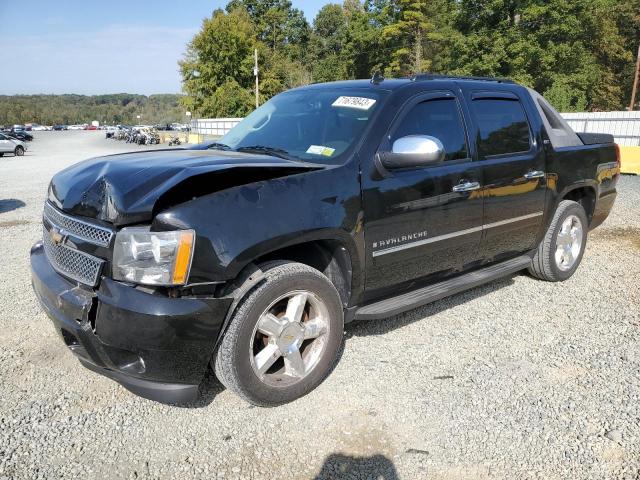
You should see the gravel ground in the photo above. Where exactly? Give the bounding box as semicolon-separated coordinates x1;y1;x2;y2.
1;131;639;479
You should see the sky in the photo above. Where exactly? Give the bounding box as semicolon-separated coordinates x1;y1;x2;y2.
0;0;327;96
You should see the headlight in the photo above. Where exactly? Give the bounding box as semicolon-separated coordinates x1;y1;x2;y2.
113;227;195;286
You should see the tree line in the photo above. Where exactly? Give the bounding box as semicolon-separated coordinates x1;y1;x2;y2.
0;94;186;126
180;0;640;117
2;0;638;125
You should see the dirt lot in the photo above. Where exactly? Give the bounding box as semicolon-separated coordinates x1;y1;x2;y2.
1;131;639;479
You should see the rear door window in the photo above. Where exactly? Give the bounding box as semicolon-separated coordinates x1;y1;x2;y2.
471;97;532;157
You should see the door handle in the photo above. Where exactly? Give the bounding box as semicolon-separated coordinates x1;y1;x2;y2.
452;181;481;192
524;170;545;179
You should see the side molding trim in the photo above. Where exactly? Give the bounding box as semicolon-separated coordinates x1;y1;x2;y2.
372;212;543;257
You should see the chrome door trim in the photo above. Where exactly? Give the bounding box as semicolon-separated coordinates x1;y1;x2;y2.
483;211;543;230
372;212;544;257
372;225;483;257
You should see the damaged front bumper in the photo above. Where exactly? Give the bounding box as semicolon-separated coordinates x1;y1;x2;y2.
30;241;232;404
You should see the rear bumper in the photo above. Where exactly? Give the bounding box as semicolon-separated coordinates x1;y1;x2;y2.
30;241;233;404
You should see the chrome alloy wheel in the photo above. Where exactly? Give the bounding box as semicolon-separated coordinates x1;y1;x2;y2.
249;290;330;386
554;214;583;271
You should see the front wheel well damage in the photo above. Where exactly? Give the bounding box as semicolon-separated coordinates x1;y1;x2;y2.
213;240;353;354
250;240;353;308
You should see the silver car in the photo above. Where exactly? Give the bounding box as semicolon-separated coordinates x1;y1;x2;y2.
0;133;27;156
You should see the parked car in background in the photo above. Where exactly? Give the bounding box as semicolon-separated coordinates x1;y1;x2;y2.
7;130;33;142
85;125;98;131
103;126;118;138
67;125;86;130
170;122;190;131
31;124;49;131
0;132;27;156
12;124;25;132
52;125;67;131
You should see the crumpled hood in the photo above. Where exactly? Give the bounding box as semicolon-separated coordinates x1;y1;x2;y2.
48;148;320;226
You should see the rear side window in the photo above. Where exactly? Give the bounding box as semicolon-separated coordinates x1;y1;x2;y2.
392;98;468;161
471;98;531;157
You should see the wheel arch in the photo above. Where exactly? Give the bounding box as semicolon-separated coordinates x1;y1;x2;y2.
213;238;356;351
225;234;356;306
249;239;354;308
558;183;597;224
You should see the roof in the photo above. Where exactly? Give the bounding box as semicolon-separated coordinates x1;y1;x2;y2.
297;74;519;92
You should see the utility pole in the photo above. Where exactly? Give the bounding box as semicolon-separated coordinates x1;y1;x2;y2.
630;44;640;111
254;48;260;109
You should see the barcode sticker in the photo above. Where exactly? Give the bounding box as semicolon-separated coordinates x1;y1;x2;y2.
306;145;335;157
332;96;377;110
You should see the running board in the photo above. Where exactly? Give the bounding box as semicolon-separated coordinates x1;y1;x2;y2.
355;256;531;320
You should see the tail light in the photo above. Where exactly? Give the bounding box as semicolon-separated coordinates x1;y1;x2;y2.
614;143;621;169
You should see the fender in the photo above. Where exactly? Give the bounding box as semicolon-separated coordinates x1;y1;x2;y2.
226;229;360;286
153;163;365;288
215;262;266;348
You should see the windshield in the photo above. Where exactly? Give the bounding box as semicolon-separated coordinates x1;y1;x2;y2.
218;88;386;164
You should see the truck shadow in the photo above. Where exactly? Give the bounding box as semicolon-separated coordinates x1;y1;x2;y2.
189;273;519;408
313;453;399;479
346;274;519;338
181;373;226;408
0;198;26;214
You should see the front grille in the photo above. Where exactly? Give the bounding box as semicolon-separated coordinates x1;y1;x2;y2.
44;202;113;247
43;227;104;286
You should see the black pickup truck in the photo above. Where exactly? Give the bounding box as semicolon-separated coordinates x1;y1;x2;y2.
30;75;620;406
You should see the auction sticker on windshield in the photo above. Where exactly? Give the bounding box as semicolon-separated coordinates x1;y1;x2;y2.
306;145;336;157
332;96;377;110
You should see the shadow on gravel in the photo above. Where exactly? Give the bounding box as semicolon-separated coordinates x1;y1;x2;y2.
346;274;518;338
314;453;398;479
179;372;225;408
181;274;518;408
0;198;26;214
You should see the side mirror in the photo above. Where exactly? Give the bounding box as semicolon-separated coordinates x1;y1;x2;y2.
380;135;446;170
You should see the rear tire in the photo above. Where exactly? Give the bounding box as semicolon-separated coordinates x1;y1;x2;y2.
14;146;24;156
529;200;588;282
214;261;344;406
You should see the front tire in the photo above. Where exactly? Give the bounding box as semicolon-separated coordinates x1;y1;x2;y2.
529;200;588;282
214;261;344;406
14;146;24;156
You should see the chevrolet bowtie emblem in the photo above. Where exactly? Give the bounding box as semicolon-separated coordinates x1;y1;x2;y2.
49;227;66;246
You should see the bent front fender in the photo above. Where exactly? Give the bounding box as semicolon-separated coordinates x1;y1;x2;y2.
152;164;364;287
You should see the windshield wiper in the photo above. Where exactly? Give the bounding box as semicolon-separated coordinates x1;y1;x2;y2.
235;145;296;160
206;142;231;150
